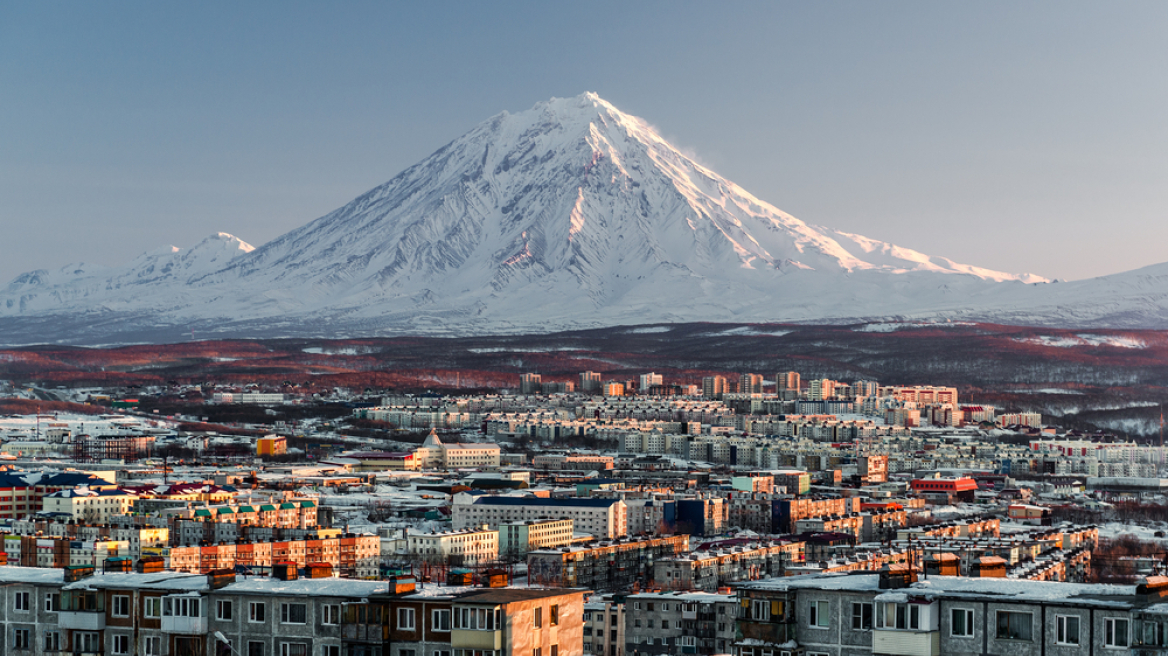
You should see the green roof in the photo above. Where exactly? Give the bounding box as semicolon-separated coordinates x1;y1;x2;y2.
300;500;316;508
280;502;297;509
194;509;211;517
217;507;234;514
237;506;255;513
260;504;277;511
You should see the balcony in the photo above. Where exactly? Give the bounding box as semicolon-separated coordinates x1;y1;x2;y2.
57;610;106;631
873;629;940;656
161;615;209;634
452;630;503;650
342;624;388;643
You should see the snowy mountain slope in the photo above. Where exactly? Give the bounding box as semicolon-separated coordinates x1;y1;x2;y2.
0;92;1159;345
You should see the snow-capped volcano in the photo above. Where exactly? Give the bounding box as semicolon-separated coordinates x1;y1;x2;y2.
0;92;1124;345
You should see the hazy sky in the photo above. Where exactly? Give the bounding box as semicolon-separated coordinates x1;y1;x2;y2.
2;2;1166;284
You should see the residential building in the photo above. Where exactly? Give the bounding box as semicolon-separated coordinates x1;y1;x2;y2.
625;592;737;656
453;495;626;539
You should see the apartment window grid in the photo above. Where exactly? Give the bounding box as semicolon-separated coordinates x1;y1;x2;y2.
217;600;234;621
13;591;29;612
13;627;30;650
250;601;267;622
113;633;131;655
322;604;340;625
145;636;163;656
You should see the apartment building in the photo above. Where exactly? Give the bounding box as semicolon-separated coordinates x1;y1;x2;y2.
625;592;737;656
498;519;574;559
583;597;624;656
653;541;792;591
527;535;690;591
0;470;118;520
0;566;586;656
42;487;139;522
732;570;1161;656
452;495;626;539
408;527;500;565
532;454;615;471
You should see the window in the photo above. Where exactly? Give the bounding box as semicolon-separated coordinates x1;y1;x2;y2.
750;599;771;621
454;607;501;630
322;604;340;625
163;597;201;617
45;593;59;612
13;591;29;612
852;603;873;631
433;609;451;631
323;647;341;656
250;602;267;623
679;637;696;647
662;620;670;629
145;636;163;656
145;597;162;619
535;607;543;628
76;632;101;653
551;646;558;656
951;609;974;637
996;611;1033;641
280;644;309;656
113;634;131;655
909;605;920;630
662;603;669;612
44;631;61;652
1106;618;1130;648
879;603;908;629
113;595;131;617
13;628;30;650
281;603;307;624
809;600;829;627
248;642;265;656
398;607;416;630
648;620;654;629
550;604;559;626
217;600;234;621
634;602;642;610
533;649;541;656
1056;615;1080;645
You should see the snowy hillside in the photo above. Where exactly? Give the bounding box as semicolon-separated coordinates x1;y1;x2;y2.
0;92;1158;345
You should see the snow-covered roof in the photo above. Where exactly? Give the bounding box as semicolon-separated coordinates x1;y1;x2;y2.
737;573;1140;608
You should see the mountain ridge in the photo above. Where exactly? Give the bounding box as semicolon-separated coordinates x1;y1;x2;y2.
2;92;1160;345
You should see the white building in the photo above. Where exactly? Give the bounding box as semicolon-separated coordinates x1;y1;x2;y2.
406;526;499;564
42;487;138;523
453;493;627;539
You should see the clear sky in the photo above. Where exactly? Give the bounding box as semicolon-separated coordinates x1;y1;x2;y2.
2;1;1166;284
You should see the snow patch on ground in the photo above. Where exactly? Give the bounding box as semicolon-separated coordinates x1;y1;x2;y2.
854;321;977;333
625;327;672;334
1014;335;1147;349
707;327;793;337
467;346;583;353
302;346;369;355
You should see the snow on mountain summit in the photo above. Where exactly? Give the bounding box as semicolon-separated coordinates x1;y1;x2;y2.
0;92;1121;344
